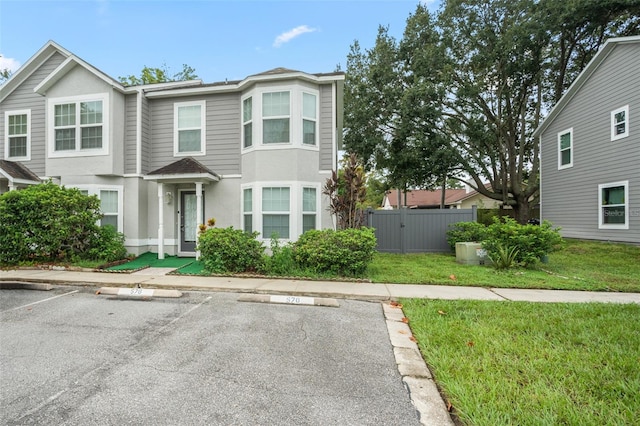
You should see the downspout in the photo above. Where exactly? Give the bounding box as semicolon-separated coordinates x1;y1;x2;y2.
136;89;142;175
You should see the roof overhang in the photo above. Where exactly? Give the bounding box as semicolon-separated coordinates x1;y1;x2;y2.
144;70;345;99
142;173;220;184
33;55;127;96
533;35;640;138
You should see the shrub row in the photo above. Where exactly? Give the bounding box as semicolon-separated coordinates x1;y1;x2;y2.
197;226;377;277
446;217;563;268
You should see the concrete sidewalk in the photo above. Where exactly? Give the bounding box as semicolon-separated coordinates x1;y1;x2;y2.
1;268;639;304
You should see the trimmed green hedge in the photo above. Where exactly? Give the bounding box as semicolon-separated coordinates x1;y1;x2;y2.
0;182;126;264
292;227;377;276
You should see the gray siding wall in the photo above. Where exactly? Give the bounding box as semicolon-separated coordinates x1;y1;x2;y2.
148;93;241;175
540;43;640;243
124;93;137;174
319;83;335;171
141;95;151;174
0;52;67;176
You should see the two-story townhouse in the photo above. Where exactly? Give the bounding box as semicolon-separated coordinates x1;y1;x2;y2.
0;41;345;257
533;36;639;244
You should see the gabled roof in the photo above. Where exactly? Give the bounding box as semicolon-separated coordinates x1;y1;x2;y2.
384;185;495;209
0;160;41;185
33;55;126;95
533;35;640;138
144;157;220;183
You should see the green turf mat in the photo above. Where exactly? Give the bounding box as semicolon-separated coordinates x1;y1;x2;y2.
107;252;194;270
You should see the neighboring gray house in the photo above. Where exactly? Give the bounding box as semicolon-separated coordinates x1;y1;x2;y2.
0;41;345;257
534;36;639;244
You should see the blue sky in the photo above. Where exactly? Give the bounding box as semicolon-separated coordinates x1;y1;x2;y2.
1;0;441;83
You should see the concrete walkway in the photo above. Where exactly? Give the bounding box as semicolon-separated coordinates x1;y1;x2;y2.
1;267;639;304
1;267;638;425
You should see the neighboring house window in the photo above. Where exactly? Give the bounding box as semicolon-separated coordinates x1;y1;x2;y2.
243;97;253;148
76;186;122;232
262;91;290;144
598;181;629;230
611;105;629;141
174;101;206;155
5;110;30;160
262;187;290;238
48;94;109;157
302;187;317;233
558;128;573;169
243;188;253;233
302;93;317;145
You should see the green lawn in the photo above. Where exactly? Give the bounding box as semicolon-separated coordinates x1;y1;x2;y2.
367;239;640;292
401;299;640;426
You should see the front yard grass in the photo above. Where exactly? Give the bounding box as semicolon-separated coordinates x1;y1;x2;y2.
401;299;640;426
368;239;640;292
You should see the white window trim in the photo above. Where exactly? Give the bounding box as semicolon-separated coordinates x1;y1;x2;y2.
241;96;253;150
241;84;320;152
557;128;573;170
302;91;319;147
598;180;629;230
174;100;206;157
4;109;31;161
611;105;629;141
241;186;254;233
244;181;322;242
72;185;124;233
301;183;321;233
47;94;109;158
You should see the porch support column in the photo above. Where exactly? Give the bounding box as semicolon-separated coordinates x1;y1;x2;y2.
195;182;203;260
157;182;165;260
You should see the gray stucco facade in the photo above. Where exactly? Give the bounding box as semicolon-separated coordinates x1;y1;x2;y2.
1;41;344;256
534;36;640;244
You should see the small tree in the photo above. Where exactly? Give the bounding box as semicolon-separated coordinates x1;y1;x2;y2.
323;153;367;229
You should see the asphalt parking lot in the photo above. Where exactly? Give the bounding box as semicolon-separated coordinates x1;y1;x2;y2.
0;287;420;425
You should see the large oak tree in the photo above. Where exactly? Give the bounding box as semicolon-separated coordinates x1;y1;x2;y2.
344;0;640;223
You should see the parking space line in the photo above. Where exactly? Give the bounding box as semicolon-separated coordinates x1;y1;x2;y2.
157;295;213;333
1;290;79;314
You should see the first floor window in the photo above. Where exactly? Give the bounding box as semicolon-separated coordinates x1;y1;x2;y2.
100;190;119;229
558;129;572;169
611;105;629;140
262;187;290;238
243;188;253;233
75;187;121;231
6;111;30;159
599;181;628;229
302;187;317;233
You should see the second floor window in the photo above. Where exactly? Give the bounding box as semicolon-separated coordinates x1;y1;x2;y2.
611;105;629;141
175;101;206;155
243;97;253;148
302;93;317;145
558;128;573;169
54;100;103;151
5;110;30;160
262;92;290;144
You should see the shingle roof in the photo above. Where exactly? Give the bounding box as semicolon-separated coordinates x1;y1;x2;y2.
147;157;220;178
0;160;41;182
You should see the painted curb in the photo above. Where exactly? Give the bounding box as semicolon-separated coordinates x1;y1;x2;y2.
96;287;182;298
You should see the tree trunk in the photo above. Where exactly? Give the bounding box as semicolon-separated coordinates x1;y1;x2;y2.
511;196;531;224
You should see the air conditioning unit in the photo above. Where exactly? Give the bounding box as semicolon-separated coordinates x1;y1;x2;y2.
455;242;489;265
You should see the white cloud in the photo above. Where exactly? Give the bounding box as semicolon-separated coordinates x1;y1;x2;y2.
273;25;317;48
0;55;21;73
